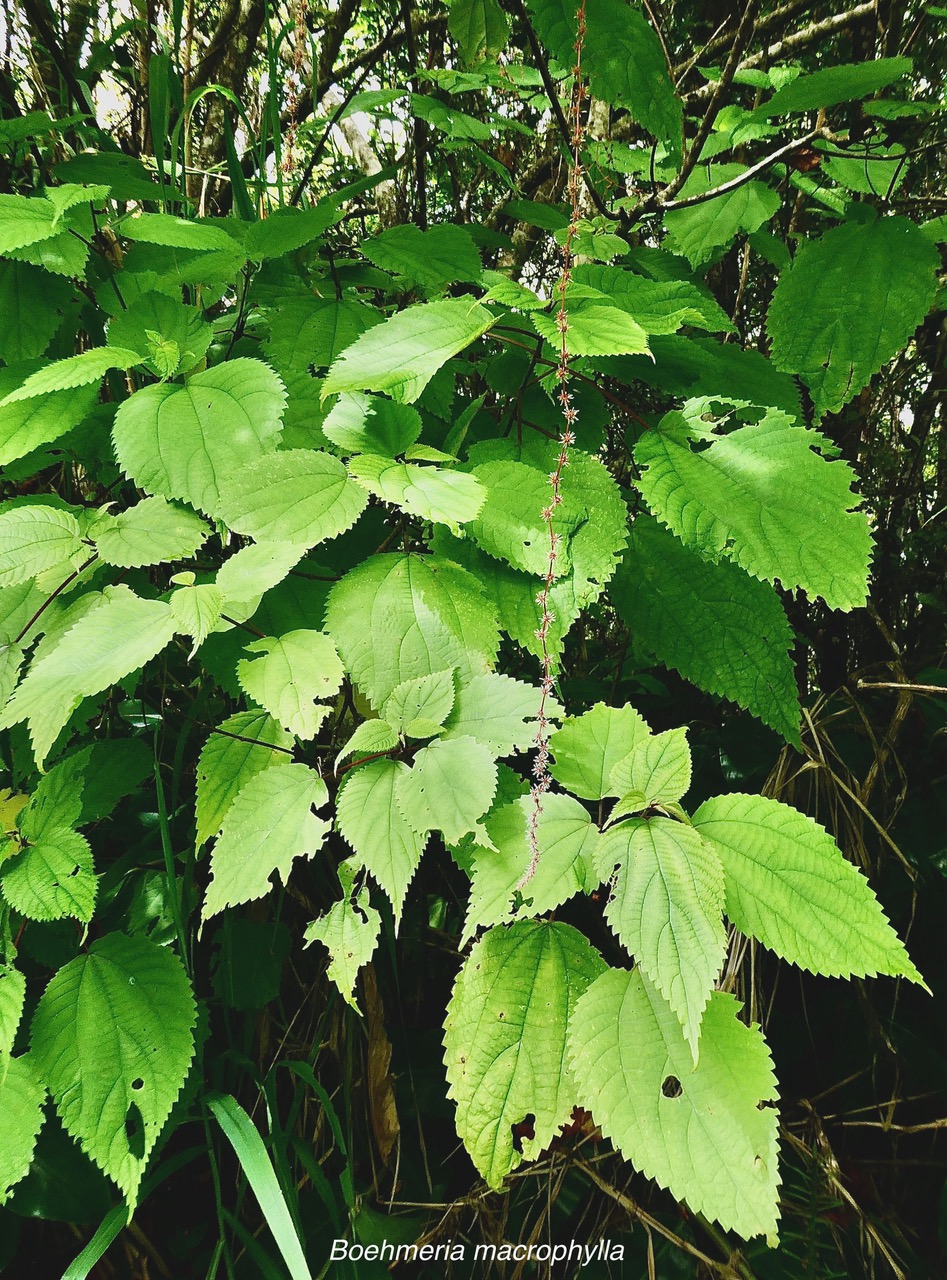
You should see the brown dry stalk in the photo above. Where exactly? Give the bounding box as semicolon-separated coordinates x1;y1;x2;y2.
521;1;588;888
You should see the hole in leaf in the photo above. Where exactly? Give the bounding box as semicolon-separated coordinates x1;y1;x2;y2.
757;1099;777;1110
511;1114;535;1152
69;865;80;876
132;1077;144;1091
125;1101;146;1159
661;1076;683;1099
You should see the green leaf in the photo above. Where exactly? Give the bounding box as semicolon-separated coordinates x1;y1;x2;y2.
237;630;344;740
442;671;552;754
322;393;422;455
0;963;26;1057
169;582;223;653
664;166;781;266
30;933;196;1204
19;740;152;840
464;794;599;942
203;763;329;920
322;300;493;404
767;217;938;420
467;459;575;576
120;212;239;252
304;888;381;1011
0;261;72;362
112;359;287;518
195;711;295;848
383;668;456;735
265;297;381;373
336;759;427;924
214;542;306;623
0;348;142;404
449;0;510;61
0;1055;45;1204
610;516;801;744
0;505;85;588
325;553;500;707
92;497;208;569
349;455;484;530
608;727;692;809
106;292;212;378
243;203;343;260
335;719;400;768
532;301;651;357
1;827;96;923
692;792;926;985
758;56;912;116
444;920;606;1187
568;969;780;1243
216;449;367;546
395;736;498;844
0;194;57;255
571;265;735;334
634;410;873;610
549;702;649;801
597;818;726;1056
364;224;482;290
0;363;99;467
0;586;176;767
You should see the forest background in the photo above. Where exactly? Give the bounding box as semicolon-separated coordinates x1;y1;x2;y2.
0;0;945;1277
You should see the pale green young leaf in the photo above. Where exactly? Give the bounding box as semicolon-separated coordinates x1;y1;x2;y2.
568;969;780;1243
449;0;510;62
634;410;873;611
0;1055;45;1204
214;542;306;623
767;217;938;420
170;583;223;654
610;516;801;744
237;630;344;740
444;920;606;1188
92;497;209;569
304;888;381;1012
322;393;422;455
325;553;499;707
692;792;926;985
0;505;84;588
442;671;555;754
106;292;212;378
598;818;726;1056
1;827;96;923
0;364;98;466
532;302;650;357
120;212;238;252
322;299;493;404
0;262;73;363
0;348;142;404
264;297;381;372
664;166;780;266
216;450;367;546
383;668;455;735
0;963;26;1058
336;759;427;924
363;224;482;290
203;763;329;920
335;719;400;769
30;933;196;1205
195;711;294;848
0;586;176;767
608;727;692;809
112;359;287;518
463;794;599;943
395;736;498;844
348;455;485;530
549;702;649;801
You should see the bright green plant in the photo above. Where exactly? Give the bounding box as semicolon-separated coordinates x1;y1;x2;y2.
0;0;942;1271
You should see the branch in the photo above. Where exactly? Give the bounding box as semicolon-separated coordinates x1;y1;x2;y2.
658;126;827;212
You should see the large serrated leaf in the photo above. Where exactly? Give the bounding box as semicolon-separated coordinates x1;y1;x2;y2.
0;362;99;467
348;454;485;529
92;497;209;569
441;671;551;754
1;826;96;923
237;629;343;740
692;792;926;985
598;818;726;1057
549;702;649;800
0;1055;45;1204
195;711;295;848
112;359;286;517
569;968;780;1242
444;920;605;1188
30;933;196;1205
395;735;498;844
0;505;85;588
203;764;328;920
634;410;873;611
217;449;367;546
